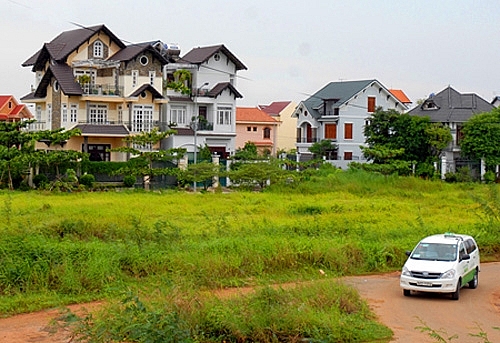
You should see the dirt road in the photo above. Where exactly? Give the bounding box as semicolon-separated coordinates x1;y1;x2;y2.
1;263;499;342
344;262;500;342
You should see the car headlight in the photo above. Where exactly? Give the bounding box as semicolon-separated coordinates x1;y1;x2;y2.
441;269;456;279
402;266;411;276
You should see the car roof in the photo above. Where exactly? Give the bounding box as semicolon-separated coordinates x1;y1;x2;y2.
419;233;474;245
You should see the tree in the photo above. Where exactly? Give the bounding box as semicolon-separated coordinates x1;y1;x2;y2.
110;128;182;190
0;121;82;190
363;108;451;176
308;140;337;160
179;161;220;191
233;142;259;160
460;108;500;169
227;159;288;189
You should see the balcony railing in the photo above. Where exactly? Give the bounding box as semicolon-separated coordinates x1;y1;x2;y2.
81;83;124;96
296;137;319;143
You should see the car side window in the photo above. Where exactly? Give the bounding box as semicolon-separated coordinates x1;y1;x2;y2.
459;243;467;260
465;239;476;254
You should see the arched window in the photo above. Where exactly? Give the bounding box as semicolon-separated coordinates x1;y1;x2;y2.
93;41;103;58
263;127;271;139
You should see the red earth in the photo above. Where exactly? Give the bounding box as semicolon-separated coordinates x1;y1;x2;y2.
1;262;499;342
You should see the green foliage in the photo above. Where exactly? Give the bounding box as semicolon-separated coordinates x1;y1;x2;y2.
228;159;289;189
363;108;452;174
123;175;137;187
165;69;192;95
79;174;95;188
232;142;259;160
179;161;220;190
308;139;337;159
32;174;49;188
461;107;500;168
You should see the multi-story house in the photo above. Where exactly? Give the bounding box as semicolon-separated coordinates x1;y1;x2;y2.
162;44;247;160
21;24;169;161
292;79;409;169
0;95;33;122
408;86;494;176
259;101;297;153
236;107;279;155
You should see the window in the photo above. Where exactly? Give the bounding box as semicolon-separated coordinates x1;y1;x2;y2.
84;144;110;161
70;104;78;123
214;53;220;61
36;105;42;122
325;123;337;139
118;105;123;123
62;103;67;123
93;41;103;58
217;106;232;125
170;105;187;125
247;126;251;131
47;104;52;126
149;71;155;85
334;108;339;115
344;151;353;160
456;126;464;145
367;97;376;112
253;127;257;131
53;81;59;92
344;123;353;139
132;104;153;132
132;70;139;88
263;127;271;139
140;55;149;66
89;104;108;124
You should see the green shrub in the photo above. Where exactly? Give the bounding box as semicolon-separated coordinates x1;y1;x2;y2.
79;174;95;188
33;174;49;188
123;175;136;187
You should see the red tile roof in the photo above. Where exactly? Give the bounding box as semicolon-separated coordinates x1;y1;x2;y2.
236;107;278;123
259;101;292;115
0;95;33;121
389;89;412;104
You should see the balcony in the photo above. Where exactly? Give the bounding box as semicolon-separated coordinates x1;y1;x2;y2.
81;83;124;97
296;137;319;143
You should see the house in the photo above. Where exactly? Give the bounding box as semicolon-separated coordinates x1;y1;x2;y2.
491;96;500;108
162;44;247;160
259;101;297;153
236;107;279;155
21;24;170;161
408;86;494;175
389;89;412;107
0;95;33;121
292;79;409;169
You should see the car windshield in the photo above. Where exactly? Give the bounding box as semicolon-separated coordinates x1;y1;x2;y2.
410;242;457;261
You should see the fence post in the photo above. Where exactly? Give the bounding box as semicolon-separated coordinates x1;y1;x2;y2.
212;154;220;188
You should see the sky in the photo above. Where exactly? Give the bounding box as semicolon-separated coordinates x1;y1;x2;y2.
2;0;500;109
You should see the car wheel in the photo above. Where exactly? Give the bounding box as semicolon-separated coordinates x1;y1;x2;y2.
468;269;478;289
403;289;411;297
451;279;460;300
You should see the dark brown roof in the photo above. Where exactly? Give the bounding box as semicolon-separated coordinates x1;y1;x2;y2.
128;84;164;98
34;62;82;97
181;44;247;71
259;101;292;115
172;127;195;136
168;96;193;103
23;24;126;68
208;82;243;99
110;43;168;65
74;124;130;136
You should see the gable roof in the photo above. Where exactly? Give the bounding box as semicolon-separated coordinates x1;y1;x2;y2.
408;86;494;123
35;62;83;97
236;107;278;123
208;82;243;99
259;101;292;116
0;95;33;120
22;24;126;69
389;89;412;104
128;83;164;98
181;44;247;71
110;42;168;65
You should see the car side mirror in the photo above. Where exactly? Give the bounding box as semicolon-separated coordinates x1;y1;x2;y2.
405;251;411;257
460;254;470;261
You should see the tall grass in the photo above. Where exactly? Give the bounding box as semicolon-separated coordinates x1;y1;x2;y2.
0;171;499;340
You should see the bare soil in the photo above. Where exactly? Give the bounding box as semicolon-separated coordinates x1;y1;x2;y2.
1;262;499;343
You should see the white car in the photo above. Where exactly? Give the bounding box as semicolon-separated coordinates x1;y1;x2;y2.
400;233;480;300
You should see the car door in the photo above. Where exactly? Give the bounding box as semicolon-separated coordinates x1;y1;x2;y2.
457;242;471;286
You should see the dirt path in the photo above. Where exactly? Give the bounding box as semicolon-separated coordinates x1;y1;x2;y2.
1;263;499;342
344;262;500;342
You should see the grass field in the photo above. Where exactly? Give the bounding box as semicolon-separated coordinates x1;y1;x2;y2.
1;169;498;342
